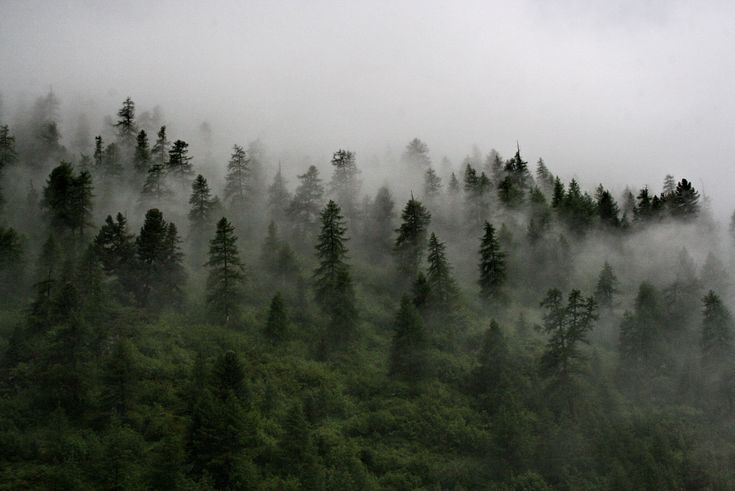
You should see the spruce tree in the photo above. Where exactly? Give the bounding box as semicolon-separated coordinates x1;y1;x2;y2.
151;125;169;167
313;200;356;348
141;160;171;202
167;139;194;184
94;213;136;295
394;196;431;280
114;97;137;147
133;129;151;175
402;138;431;169
29;235;60;329
389;296;427;382
135;209;185;308
448;172;460;195
205;217;245;324
94;135;104;168
261;220;280;273
425;232;457;307
224;144;251;207
287;165;324;238
672;178;700;219
188;174;216;232
478;222;506;302
329;149;360;217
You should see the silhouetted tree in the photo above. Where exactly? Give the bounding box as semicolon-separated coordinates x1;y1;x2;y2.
389;296;427;382
394;196;431;280
224;144;251;208
478;222;505;302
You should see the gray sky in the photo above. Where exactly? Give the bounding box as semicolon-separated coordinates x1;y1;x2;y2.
2;0;735;217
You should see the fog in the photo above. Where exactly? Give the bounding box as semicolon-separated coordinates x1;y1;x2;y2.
2;0;735;218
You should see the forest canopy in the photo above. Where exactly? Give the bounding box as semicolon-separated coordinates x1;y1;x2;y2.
0;93;733;490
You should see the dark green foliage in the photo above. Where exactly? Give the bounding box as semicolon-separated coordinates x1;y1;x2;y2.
472;320;511;409
539;289;597;416
313;201;357;349
394;196;431;280
141;159;171;201
135;208;185;307
101;338;137;418
425;232;457;308
189;174;217;231
264;292;288;343
595;185;621;227
0;226;22;270
478;221;505;302
205;217;245;324
211;350;248;403
389;296;428;381
41;161;94;238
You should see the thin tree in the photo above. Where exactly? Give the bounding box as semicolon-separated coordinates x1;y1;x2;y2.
205;217;245;324
394;196;431;280
478;222;506;302
224;144;250;207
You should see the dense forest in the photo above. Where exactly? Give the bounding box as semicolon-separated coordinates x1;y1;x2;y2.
0;92;734;490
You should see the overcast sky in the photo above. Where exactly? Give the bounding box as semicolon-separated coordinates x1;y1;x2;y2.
2;0;734;218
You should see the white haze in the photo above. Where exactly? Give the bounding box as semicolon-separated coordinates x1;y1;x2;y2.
1;0;735;220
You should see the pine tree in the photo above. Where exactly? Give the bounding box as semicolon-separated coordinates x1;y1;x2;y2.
672;178;700;219
267;163;292;223
224;144;251;207
287;165;324;238
389;296;427;381
114;97;137;147
539;289;597;416
425;232;456;307
42;162;94;239
151;125;170;167
595;186;621;227
478;222;506;302
141;160;171;202
188;174;216;232
402;138;431;168
94;213;136;294
205;217;245;324
133;130;151;175
313;200;357;349
412;271;431;311
394;196;431;280
594;261;618;311
94;135;104;168
167;139;194;184
103;142;122;176
329;149;360;217
135;209;185;308
264;292;288;344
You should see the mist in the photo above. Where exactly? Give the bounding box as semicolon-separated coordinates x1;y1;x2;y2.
2;1;735;489
3;0;735;219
